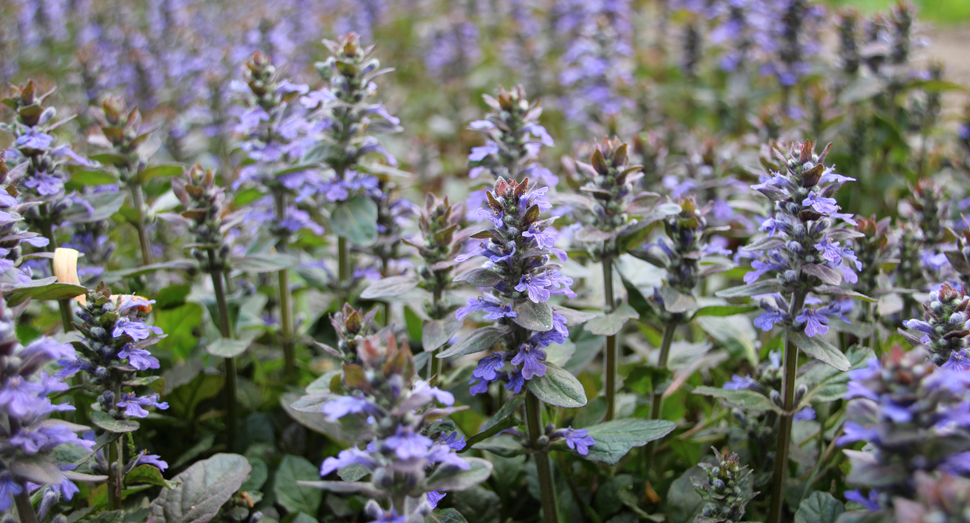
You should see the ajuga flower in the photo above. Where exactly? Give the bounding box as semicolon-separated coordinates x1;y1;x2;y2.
838;346;970;508
893;472;970;522
317;303;381;362
1;81;92;247
90;96;161;265
308;32;401;203
643;197;735;307
901;283;970;369
169;164;247;275
558;10;634;132
0;157;50;285
233;51;322;239
452;177;575;395
466;86;556;187
61;284;167;419
302;333;491;521
734;140;862;338
0;298;95;517
945;218;970;290
567;137;675;262
722;351;815;473
851;215;894;310
692;448;758;523
896;180;951;284
408;194;469;315
721;140;866;520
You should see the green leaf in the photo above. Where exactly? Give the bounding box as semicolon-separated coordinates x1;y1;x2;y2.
137;164;183;184
6;281;86;307
155;284;192;309
89;152;127;167
693;386;780;412
70;170;118;186
797;347;874;407
426;508;469;523
585;303;639;336
150;454;251;523
581;419;676;465
426;457;493;492
789;331;851;371
126;465;177;489
165;368;225;420
660;287;698;314
206;338;251;359
404;306;423;343
154;303;204;362
234;253;297;273
331;195;378;246
273;455;323;515
691;305;759;319
472;434;525;457
337;463;370;482
453;268;504;287
234;187;265;206
528;362;587;408
795;491;845;523
241;457;268;491
481;394;524;431
715;280;785;298
665;466;706;523
814;285;876;302
511;300;553;331
90;411;140;433
360;275;418;299
697;315;759;366
66;191;126;224
422;316;462;352
102;260;198;283
438;326;509;359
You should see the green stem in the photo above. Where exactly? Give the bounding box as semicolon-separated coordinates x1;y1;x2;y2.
107;436;120;510
602;254;618;421
338;236;349;295
14;485;38;523
128;183;153;266
273;190;296;377
428;288;443;382
526;391;558;523
40;214;74;333
644;321;677;466
208;250;237;451
767;289;808;523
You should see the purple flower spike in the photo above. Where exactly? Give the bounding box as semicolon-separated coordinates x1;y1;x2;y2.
384;426;433;460
559;427;595;455
510;344;546;380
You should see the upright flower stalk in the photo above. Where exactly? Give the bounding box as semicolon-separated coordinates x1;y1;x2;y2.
59;284;169;510
92;97;159;267
692;448;758;523
235;51;318;376
718;140;864;523
640;197;733;458
567;137;674;421
900;283;970;369
1;80;92;331
0;298;97;522
466;85;557;188
302;332;492;521
309;33;401;294
838;346;970;511
449;177;579;523
171;164;247;449
409;195;468;380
